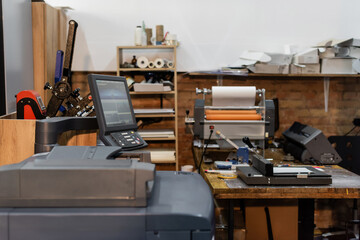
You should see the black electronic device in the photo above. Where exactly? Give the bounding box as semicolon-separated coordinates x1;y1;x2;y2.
88;74;147;150
236;155;332;185
282;121;342;165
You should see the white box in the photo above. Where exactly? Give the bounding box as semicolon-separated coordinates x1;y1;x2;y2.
133;83;164;92
319;48;336;58
337;38;360;47
290;64;320;74
293;49;319;64
321;58;357;74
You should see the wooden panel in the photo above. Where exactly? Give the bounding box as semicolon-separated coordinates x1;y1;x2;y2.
0;113;97;167
32;2;67;105
0;118;36;166
32;2;46;102
58;130;98;146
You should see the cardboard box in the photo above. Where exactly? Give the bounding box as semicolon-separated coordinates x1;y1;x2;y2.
254;63;289;74
336;38;360;47
321;58;357;74
266;53;293;65
245;200;298;240
293;49;319;64
290;64;320;74
319;48;336;58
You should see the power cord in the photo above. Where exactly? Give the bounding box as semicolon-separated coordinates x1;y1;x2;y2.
198;129;213;173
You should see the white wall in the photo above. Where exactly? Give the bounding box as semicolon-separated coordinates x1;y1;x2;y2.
45;0;360;72
3;0;33;113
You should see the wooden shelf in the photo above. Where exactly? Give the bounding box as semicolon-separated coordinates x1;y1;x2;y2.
117;45;176;49
117;45;178;170
151;159;176;164
143;137;176;141
119;68;175;72
130;91;175;95
187;71;360;78
135;113;175;118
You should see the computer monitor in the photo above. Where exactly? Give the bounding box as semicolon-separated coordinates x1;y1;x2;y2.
88;74;146;149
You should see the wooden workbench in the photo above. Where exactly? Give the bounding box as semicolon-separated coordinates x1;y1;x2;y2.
193;146;360;240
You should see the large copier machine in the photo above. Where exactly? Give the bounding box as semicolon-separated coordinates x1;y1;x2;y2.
0;74;214;240
0;146;214;240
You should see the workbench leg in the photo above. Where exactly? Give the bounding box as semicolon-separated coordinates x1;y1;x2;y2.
298;199;315;240
228;199;234;240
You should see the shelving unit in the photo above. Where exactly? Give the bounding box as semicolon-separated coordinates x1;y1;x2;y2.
116;45;178;170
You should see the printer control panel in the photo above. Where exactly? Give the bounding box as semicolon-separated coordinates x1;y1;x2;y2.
110;131;145;150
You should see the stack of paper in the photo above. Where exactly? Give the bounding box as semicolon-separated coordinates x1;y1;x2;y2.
138;129;174;138
134;108;174;114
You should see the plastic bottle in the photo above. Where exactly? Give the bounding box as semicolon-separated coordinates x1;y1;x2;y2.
135;26;142;46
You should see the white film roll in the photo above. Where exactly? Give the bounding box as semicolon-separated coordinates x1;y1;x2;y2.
148;61;155;68
154;58;165;68
212;86;256;107
137;56;149;69
166;60;174;68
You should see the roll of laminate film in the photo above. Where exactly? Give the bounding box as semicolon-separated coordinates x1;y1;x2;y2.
181;165;193;172
212;86;256;107
148;61;155;68
154;58;165;68
166;60;174;68
137;56;149;69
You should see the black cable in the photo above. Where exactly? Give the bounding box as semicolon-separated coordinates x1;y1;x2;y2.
198;129;213;173
345;126;357;136
356;128;360;136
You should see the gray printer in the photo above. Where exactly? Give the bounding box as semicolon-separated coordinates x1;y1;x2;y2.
0;146;214;240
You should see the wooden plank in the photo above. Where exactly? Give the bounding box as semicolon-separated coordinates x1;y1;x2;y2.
0;119;36;166
44;4;58;104
32;3;67;105
32;2;46;102
58;130;97;146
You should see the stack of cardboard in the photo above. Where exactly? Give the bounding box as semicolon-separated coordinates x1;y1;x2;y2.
249;53;293;74
316;38;360;74
291;48;320;74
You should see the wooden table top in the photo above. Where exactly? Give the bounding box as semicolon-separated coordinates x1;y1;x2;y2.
194;147;360;199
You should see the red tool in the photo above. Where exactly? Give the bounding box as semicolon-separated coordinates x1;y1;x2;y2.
16;90;46;119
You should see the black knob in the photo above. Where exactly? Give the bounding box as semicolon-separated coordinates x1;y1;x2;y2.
242;137;254;148
186;110;189;116
72;88;80;97
44;82;52;90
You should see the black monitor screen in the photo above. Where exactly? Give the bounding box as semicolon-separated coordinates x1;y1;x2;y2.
88;74;137;133
97;80;134;127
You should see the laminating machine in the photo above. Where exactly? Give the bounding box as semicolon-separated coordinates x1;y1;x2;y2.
187;86;276;152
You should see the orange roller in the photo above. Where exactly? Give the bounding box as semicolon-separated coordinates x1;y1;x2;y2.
205;109;257;115
206;114;262;120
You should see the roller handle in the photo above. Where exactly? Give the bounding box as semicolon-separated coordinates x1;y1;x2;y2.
242;137;254;149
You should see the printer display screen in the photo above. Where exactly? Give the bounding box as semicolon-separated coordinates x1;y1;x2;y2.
96;80;135;128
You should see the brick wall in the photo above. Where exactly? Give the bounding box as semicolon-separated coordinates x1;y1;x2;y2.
70;72;360;169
